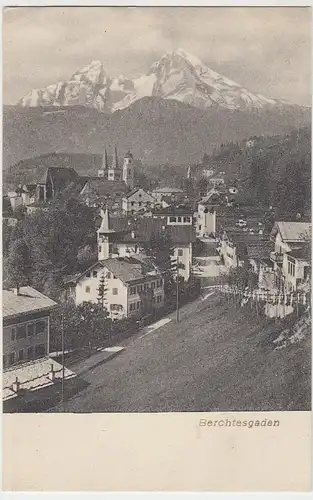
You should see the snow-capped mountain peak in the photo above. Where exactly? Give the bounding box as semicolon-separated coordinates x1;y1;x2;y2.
18;49;279;112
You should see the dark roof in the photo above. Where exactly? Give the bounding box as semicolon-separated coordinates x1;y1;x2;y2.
80;178;127;197
38;167;78;191
224;229;268;244
246;241;273;260
287;248;310;261
115;217;196;245
75;256;161;285
125;187;142;199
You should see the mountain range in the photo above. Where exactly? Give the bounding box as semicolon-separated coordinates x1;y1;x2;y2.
19;49;297;113
4;49;310;169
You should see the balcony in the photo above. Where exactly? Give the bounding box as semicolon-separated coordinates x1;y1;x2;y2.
270;251;284;264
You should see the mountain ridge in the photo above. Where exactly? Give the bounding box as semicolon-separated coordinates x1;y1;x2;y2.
3;96;310;169
17;49;304;113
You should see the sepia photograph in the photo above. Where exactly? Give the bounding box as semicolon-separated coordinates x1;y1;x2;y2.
2;5;311;416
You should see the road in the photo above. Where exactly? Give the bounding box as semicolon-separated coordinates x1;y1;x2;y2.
53;292;310;413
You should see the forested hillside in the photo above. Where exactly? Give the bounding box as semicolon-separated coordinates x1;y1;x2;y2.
202;126;311;219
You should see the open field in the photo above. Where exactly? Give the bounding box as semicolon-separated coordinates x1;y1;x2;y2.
51;293;310;413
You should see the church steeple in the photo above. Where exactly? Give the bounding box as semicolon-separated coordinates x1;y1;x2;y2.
108;145;119;180
123;149;134;190
97;208;115;261
98;146;109;177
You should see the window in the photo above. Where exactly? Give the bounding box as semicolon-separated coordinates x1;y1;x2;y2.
177;217;182;222
35;321;46;334
27;323;35;337
17;324;26;339
139;202;142;207
151;282;156;289
10;352;16;366
11;328;16;341
18;349;24;362
152;297;156;304
139;193;142;198
113;288;118;295
131;202;135;206
27;347;33;359
169;216;176;223
35;344;46;357
288;261;296;277
184;216;191;223
178;249;183;257
85;286;91;293
107;272;111;279
136;302;140;309
86;271;91;278
93;271;98;278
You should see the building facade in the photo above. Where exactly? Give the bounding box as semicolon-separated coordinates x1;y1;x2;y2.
3;286;57;370
122;188;156;214
270;221;311;292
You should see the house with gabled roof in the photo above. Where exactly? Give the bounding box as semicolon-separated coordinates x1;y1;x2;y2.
36;166;79;202
64;208;165;320
270;222;311;291
3;286;58;371
122;187;156;214
70;256;164;320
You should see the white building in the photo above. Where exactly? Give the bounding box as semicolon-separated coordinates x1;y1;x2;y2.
68;209;165;319
270;221;311;292
151;187;184;204
122;188;156;214
196;189;223;237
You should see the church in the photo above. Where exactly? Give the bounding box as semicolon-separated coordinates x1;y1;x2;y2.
80;146;135;210
97;145;135;190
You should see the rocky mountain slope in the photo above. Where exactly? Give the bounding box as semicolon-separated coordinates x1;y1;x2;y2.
19;49;292;113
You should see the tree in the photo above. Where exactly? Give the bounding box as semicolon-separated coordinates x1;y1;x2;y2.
227;264;258;296
97;273;108;310
3;220;13;257
50;301;111;352
6;238;32;291
142;230;176;288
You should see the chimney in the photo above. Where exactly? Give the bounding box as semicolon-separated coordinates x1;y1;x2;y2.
12;376;20;393
48;364;56;381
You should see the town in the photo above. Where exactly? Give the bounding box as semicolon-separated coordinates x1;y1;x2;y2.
3;133;311;413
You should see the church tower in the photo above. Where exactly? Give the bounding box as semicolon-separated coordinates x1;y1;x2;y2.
108;145;119;181
98;146;109;177
97;208;116;261
123;150;134;190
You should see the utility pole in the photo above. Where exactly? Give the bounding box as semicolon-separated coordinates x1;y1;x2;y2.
176;256;180;323
61;312;65;410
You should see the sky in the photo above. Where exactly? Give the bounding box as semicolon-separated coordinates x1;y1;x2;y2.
3;6;312;106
